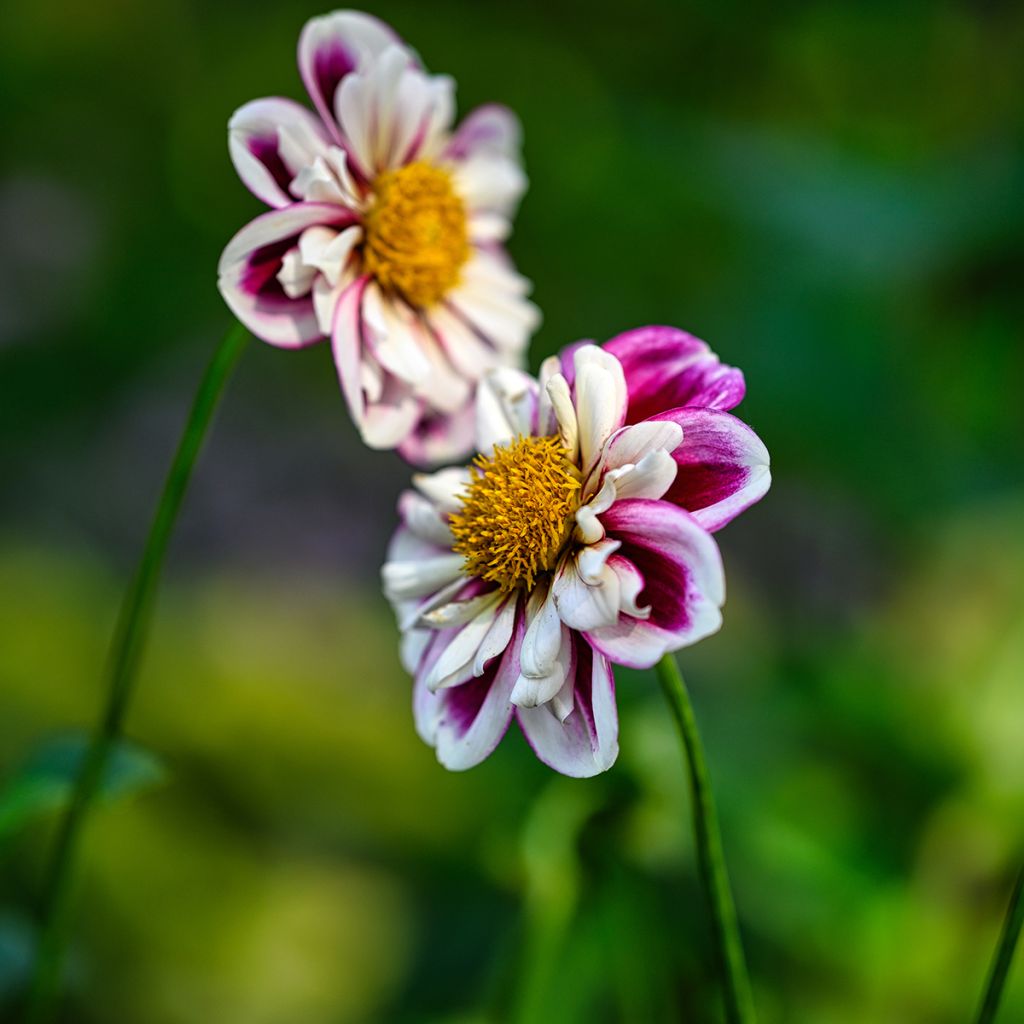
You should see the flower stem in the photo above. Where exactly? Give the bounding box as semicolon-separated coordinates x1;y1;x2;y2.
23;321;249;1024
654;653;756;1024
975;867;1024;1024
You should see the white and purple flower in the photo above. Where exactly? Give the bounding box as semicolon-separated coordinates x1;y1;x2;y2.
382;327;770;777
218;11;539;464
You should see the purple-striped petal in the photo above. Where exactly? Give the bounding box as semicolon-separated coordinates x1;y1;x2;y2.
228;98;332;208
516;640;619;778
415;605;524;771
218;203;358;347
444;104;521;162
603;326;746;423
651;408;771;532
586;499;725;668
397;397;476;468
297;11;403;143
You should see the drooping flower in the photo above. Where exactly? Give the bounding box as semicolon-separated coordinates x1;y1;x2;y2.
382;327;770;777
218;11;540;464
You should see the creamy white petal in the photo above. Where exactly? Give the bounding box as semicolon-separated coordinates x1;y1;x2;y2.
413;467;470;514
382;553;464;602
605;449;679;501
363;286;432;385
426;602;502;691
398;490;454;547
472;596;518;676
575;477;616;545
573;345;628;476
475;367;538;453
453;153;526;217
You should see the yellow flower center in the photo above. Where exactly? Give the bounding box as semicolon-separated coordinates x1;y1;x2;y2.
450;436;581;593
363;161;470;308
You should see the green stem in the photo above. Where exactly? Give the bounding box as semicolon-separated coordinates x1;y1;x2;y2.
654;653;755;1024
23;322;249;1024
975;867;1024;1024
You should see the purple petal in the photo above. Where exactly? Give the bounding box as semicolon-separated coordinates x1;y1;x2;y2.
228;98;332;208
603;326;746;423
444;104;522;162
651;408;771;532
297;11;405;143
218;203;358;347
586;499;725;668
516;639;619;778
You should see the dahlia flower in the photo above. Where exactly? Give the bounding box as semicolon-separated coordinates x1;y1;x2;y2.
218;11;539;464
382;327;770;776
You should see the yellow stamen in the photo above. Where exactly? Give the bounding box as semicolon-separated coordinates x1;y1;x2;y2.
450;435;581;593
363;161;470;308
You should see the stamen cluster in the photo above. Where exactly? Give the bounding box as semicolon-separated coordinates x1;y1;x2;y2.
364;162;470;307
450;435;581;592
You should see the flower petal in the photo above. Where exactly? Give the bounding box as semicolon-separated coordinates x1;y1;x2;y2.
552;547;622;632
219;203;358;347
228;98;332;208
297;10;403;144
514;586;567;707
444;104;522;162
586;499;725;668
398;399;476;468
604;326;747;422
652;408;771;532
429;610;525;771
452;153;527;218
446;252;540;357
573;345;628;476
475;367;539;452
517;640;619;778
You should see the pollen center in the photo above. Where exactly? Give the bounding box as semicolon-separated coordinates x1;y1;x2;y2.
450;435;581;593
363;161;470;308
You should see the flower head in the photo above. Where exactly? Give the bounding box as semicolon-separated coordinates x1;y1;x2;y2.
218;11;540;464
382;327;771;776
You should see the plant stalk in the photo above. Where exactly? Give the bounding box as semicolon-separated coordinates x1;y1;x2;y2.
975;867;1024;1024
23;322;249;1023
655;653;756;1024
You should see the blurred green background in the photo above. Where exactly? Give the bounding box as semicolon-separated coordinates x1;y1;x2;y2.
2;1;1023;1021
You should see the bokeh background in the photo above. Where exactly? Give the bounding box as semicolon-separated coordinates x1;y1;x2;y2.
2;1;1023;1021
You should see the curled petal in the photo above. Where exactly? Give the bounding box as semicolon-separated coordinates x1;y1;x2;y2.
218;203;358;348
586;499;725;668
573;345;628;476
604;325;747;422
475;367;540;453
298;10;403;143
228;97;332;208
517;641;619;778
416;610;524;771
652;408;771;532
398;400;476;469
445;104;522;162
331;275;423;450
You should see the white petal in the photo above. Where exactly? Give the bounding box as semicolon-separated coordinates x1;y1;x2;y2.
453;153;527;217
475;367;538;452
472;596;518;676
382;553;464;602
552;548;622;632
605;449;678;501
398;490;453;547
426;603;501;691
573;345;628;475
545;373;579;462
413;467;470;514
